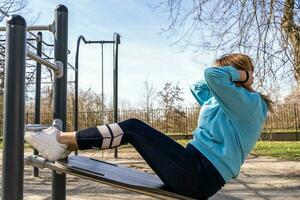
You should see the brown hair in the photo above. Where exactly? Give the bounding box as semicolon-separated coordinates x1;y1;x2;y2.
214;53;273;112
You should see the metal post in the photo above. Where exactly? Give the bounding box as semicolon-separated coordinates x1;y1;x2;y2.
33;32;42;177
74;36;82;156
294;103;299;141
1;15;26;200
52;5;68;200
101;43;104;124
100;43;104;158
113;33;120;158
26;111;29;123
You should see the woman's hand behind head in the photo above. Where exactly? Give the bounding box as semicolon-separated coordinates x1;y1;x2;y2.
242;71;254;89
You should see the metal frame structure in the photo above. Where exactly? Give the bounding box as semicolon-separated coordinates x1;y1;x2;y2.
1;5;68;200
74;34;120;157
1;24;75;178
1;4;121;200
1;4;192;200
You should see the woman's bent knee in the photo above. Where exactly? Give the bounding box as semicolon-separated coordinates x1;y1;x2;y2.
119;118;148;132
125;118;143;124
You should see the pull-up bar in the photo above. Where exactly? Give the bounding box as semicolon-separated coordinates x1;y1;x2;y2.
74;34;120;158
27;51;63;78
77;35;115;44
0;23;54;32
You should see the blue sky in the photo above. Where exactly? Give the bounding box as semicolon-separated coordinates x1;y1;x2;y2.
14;0;216;107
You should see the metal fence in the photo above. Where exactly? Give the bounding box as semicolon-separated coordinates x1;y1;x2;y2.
0;104;299;137
263;104;300;132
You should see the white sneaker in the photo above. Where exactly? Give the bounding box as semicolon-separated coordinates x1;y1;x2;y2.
25;126;70;161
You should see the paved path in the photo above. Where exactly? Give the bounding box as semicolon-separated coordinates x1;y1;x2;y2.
0;148;299;199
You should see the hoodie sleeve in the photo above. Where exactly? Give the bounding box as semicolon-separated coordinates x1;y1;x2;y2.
204;66;258;120
190;80;212;106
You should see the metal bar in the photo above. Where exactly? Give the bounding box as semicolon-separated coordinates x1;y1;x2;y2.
79;35;114;44
26;41;53;60
52;4;68;200
101;43;104;124
294;103;299;141
27;51;59;72
74;35;81;156
33;32;42;177
0;38;36;42
0;24;52;32
27;81;76;85
68;62;77;72
4;47;53;63
28;31;55;47
78;35;114;44
2;15;26;200
28;30;71;55
113;33;121;158
86;40;114;44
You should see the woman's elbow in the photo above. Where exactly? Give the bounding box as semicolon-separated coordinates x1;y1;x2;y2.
204;67;219;83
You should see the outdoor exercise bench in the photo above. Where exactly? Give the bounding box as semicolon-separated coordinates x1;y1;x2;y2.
25;155;196;200
24;121;198;200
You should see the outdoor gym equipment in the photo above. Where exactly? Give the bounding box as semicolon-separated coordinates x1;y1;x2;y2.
1;4;195;200
1;5;68;199
74;34;120;158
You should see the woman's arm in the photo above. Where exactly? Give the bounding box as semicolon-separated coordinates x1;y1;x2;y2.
190;80;212;106
204;66;257;120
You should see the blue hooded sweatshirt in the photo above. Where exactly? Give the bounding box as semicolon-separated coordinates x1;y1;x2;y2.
189;66;268;183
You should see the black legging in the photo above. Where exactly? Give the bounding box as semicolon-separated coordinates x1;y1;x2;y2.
76;118;225;199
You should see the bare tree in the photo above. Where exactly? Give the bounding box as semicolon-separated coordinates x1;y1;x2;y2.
158;82;184;110
154;0;300;95
157;82;185;131
0;0;26;19
139;80;157;121
284;85;300;103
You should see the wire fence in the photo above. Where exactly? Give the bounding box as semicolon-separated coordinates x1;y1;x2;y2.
0;104;299;137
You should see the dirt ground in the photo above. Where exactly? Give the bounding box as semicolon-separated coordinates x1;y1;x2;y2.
0;147;299;200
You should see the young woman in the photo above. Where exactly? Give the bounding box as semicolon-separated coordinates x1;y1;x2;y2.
26;53;272;199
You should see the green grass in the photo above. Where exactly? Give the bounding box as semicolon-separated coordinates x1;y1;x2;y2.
166;130;299;135
177;140;300;161
251;141;300;161
261;129;299;133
